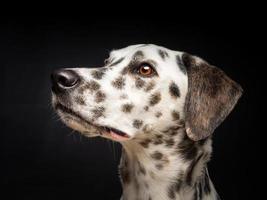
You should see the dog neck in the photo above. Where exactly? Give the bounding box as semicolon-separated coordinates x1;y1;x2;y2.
119;126;220;200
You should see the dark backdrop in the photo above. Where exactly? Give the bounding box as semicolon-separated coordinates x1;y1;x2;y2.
1;16;263;200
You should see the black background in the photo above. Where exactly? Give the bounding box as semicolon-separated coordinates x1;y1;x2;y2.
1;14;264;200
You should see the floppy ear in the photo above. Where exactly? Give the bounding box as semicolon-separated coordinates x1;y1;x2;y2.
182;53;243;141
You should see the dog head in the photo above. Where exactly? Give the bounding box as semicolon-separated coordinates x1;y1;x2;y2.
51;44;242;142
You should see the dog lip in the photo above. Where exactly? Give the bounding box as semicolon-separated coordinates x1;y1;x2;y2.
55;103;130;139
103;126;130;138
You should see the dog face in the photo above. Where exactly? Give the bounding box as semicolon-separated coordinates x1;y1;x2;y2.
51;44;242;142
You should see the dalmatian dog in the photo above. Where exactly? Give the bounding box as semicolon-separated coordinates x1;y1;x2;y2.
51;44;243;200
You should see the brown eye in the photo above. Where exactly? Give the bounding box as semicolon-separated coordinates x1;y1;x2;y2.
138;63;155;76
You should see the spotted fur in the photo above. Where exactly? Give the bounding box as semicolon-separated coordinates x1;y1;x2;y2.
52;44;242;200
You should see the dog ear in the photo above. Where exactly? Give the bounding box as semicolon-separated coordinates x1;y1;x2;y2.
182;53;243;141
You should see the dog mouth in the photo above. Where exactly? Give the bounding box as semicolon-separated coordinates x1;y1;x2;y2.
54;103;130;141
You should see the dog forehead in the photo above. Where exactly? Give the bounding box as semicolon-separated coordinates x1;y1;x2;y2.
110;44;176;59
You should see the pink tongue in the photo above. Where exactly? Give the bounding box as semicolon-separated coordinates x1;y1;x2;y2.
110;130;129;141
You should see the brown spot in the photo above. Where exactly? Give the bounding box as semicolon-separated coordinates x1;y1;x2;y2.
79;80;100;94
133;119;143;129
119;166;130;184
144;106;149;111
155;111;162;118
156;134;163;139
91;70;105;80
172;110;180;121
121;66;129;75
163;126;182;136
95;91;106;103
169;82;180;98
155;164;163;170
139;138;151;148
151;151;163;160
135;77;145;89
149;92;161;106
91;106;105;119
121;103;134;113
144;81;155;92
75;96;85;105
112;76;125;89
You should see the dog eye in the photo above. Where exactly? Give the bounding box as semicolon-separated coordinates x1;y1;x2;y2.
137;63;155;77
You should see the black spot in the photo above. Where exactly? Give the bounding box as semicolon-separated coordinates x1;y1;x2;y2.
109;57;125;67
91;106;105;119
158;49;169;60
149;92;161;106
135;77;145;89
75;96;85;105
112;76;125;89
169;82;181;98
133;51;144;60
174;180;183;192
91;70;105;80
144;81;155;92
167;184;175;199
95;91;106;103
172;110;180;121
155;112;162;118
153;139;163;145
121;103;134;113
165;138;175;147
164;126;181;136
177;133;198;161
133;119;143;129
139;138;151;148
151;151;163;160
153;135;163;145
176;55;187;74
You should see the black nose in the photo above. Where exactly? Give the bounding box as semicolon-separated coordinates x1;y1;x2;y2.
51;69;80;93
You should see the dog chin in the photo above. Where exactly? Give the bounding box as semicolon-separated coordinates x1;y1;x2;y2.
59;114;100;137
54;102;131;142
